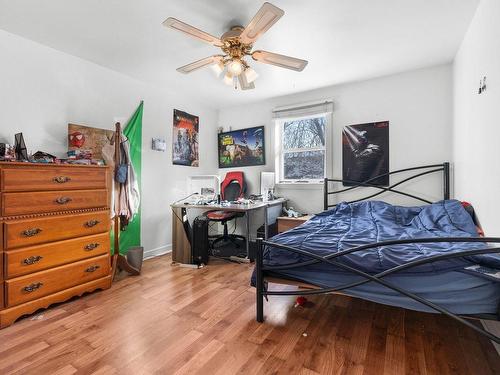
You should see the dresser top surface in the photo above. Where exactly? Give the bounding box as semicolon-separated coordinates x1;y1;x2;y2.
0;161;109;169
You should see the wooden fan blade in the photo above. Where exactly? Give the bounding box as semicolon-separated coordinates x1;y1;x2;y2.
176;55;223;74
239;2;284;44
163;17;223;47
252;50;308;72
238;74;255;90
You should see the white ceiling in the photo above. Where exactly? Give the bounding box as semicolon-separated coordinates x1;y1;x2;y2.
0;0;479;109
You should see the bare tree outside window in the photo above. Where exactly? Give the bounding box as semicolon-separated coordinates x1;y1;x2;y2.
283;117;325;149
280;116;327;181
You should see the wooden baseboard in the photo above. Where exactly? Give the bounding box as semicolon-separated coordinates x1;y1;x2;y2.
0;275;112;329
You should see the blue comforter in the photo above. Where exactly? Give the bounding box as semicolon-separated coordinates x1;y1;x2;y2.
259;200;500;276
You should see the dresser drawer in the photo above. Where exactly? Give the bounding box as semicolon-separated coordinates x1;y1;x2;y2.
4;210;110;249
5;254;109;307
1;189;108;216
1;166;108;192
5;233;110;278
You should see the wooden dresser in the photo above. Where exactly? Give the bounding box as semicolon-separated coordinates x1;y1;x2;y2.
0;162;112;328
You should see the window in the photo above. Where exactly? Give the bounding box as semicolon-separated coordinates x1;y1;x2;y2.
274;101;332;184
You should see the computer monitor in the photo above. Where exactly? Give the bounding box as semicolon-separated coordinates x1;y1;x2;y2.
187;175;220;201
260;172;275;201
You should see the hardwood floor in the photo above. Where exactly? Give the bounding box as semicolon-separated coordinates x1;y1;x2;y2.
0;254;499;374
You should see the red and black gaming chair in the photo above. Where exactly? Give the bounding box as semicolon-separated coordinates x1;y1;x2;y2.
206;171;246;248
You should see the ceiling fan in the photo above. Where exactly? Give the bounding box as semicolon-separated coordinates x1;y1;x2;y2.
162;2;308;90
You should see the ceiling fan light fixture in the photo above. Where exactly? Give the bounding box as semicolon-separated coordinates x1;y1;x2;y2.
228;59;244;76
223;71;234;85
211;60;225;77
243;67;258;84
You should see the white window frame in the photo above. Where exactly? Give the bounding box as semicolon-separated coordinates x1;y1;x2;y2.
275;111;332;185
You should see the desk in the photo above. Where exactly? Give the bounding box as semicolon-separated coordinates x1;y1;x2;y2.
171;199;286;263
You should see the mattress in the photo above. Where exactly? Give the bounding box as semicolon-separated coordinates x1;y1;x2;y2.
252;200;500;314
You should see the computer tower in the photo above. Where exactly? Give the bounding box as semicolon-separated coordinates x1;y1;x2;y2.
192;215;209;265
248;222;279;260
256;222;278;239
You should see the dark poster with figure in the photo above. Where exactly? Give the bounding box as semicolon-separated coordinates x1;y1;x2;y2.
342;121;389;186
173;109;199;167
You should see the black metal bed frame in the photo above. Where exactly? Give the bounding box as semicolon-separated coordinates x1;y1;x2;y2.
323;162;450;210
255;162;500;344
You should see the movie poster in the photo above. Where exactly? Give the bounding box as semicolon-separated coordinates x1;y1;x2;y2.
342;121;389;186
172;109;199;167
218;126;265;168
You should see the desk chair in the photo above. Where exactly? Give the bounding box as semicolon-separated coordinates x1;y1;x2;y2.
207;171;246;248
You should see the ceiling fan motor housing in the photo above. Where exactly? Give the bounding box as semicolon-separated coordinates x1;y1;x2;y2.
221;26;253;62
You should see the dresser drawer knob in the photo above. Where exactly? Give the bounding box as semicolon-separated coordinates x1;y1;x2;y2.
22;228;43;237
85;220;100;228
84;243;100;251
55;196;72;204
53;176;71;183
23;255;43;265
23;282;43;293
85;265;101;273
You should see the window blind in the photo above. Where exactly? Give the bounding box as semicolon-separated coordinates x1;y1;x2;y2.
272;100;333;120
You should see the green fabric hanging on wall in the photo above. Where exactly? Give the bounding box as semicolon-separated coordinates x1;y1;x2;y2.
116;101;143;254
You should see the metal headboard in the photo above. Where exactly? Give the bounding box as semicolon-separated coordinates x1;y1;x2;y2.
323;162;450;210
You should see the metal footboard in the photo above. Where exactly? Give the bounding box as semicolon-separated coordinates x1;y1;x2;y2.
255;237;500;344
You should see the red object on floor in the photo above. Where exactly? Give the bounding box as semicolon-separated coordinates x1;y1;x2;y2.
296;296;307;307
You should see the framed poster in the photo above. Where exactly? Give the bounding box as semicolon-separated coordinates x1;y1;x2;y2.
173;109;199;167
218;126;265;168
68;123;114;162
342;121;389;186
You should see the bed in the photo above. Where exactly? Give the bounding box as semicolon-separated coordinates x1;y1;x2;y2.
252;163;500;343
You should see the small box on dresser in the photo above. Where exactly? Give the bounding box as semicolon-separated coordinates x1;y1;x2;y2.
0;162;112;329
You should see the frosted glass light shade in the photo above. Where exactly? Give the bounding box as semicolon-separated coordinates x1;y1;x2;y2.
228;59;243;76
243;67;258;83
223;72;234;85
211;61;224;77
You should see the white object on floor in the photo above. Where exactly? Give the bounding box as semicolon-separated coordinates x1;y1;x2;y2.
229;256;251;264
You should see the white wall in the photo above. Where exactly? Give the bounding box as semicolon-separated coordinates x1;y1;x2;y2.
218;65;453;214
0;30;219;258
453;0;500;236
0;28;458;254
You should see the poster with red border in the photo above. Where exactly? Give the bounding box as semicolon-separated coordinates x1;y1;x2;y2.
172;109;199;167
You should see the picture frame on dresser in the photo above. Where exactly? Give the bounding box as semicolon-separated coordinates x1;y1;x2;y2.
14;133;28;161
